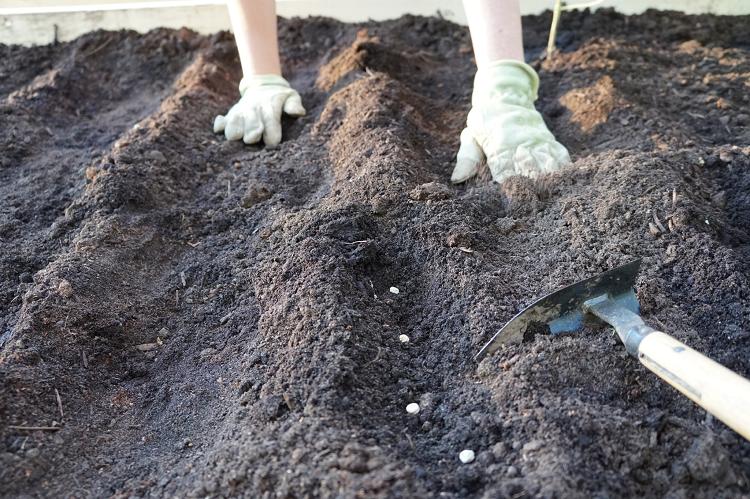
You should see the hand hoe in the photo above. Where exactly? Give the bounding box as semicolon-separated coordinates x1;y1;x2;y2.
477;260;750;441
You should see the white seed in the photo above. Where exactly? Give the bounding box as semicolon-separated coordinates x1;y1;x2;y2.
406;403;420;414
389;286;400;294
399;334;410;343
459;449;475;464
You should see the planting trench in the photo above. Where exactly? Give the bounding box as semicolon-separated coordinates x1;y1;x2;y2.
1;9;750;498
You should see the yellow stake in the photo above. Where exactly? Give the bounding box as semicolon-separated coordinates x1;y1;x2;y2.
547;0;563;58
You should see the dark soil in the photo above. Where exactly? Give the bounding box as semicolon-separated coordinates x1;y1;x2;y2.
2;9;750;498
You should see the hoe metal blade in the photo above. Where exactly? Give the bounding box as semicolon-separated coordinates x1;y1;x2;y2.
475;260;642;360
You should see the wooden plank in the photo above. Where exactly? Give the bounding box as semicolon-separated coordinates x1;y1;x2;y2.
0;0;473;46
2;3;230;46
1;0;749;47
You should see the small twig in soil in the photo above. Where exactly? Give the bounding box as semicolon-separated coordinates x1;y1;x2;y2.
365;347;383;366
344;240;370;245
82;349;88;368
402;430;415;449
665;415;699;435
135;343;159;352
85;36;113;57
227;179;231;197
180;271;187;287
54;388;64;418
653;213;667;233
282;392;295;412
8;425;61;431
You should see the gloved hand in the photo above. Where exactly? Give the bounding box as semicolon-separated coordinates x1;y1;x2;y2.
213;74;305;147
452;60;570;184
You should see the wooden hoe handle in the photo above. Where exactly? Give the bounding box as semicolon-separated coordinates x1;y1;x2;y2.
638;331;750;440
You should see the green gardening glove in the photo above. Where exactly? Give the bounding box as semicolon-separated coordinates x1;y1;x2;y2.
452;60;570;184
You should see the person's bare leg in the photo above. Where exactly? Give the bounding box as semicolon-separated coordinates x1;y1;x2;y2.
214;0;305;146
463;0;524;66
227;0;281;76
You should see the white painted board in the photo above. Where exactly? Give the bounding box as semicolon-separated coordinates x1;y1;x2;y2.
1;0;749;46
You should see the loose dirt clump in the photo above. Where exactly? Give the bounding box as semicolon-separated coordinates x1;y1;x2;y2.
1;9;749;498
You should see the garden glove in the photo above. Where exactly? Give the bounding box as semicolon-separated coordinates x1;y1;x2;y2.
452;60;570;184
213;74;305;147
